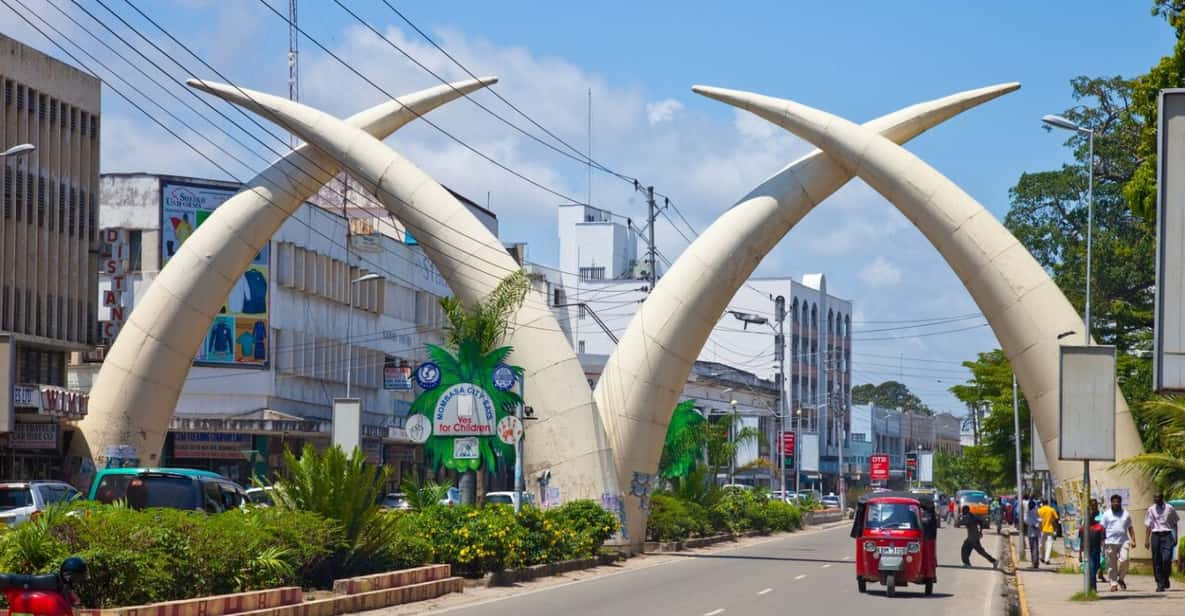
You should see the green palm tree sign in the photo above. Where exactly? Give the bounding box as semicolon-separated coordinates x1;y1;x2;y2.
408;271;530;472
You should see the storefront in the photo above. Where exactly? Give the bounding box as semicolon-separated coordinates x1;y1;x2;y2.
3;384;89;482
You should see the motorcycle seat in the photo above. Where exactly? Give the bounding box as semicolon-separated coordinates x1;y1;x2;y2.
0;573;61;591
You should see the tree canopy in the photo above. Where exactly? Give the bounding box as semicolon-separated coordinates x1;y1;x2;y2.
851;381;932;415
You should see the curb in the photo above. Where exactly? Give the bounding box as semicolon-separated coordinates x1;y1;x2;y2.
484;552;624;587
1009;537;1031;616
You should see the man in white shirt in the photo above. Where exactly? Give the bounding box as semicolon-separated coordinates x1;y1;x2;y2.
1144;493;1180;592
1101;494;1136;592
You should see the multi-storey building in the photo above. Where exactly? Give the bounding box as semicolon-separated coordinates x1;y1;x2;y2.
72;173;495;484
0;34;100;480
543;203;854;492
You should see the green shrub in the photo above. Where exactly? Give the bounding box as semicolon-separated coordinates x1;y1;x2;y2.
646;494;696;542
549;500;619;552
0;504;340;608
763;500;803;532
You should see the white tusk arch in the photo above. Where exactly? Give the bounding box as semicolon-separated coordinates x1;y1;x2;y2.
186;80;624;526
692;84;1150;527
80;77;499;473
596;83;1018;545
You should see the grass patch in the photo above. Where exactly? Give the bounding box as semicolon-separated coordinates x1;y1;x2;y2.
1070;590;1100;601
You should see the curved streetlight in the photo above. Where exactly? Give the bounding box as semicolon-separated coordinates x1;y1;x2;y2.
1041;114;1094;347
0;143;35;158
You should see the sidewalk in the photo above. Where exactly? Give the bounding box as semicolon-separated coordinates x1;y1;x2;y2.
1018;566;1185;615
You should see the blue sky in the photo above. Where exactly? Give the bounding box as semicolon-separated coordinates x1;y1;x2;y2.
2;1;1174;411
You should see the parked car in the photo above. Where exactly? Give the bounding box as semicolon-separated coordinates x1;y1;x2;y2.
380;492;411;510
821;494;841;509
88;468;247;513
0;480;81;526
483;491;536;508
441;486;461;506
245;486;276;507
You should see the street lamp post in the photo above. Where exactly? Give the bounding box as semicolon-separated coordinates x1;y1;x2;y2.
1044;114;1095;597
0;144;35;158
346;273;382;398
1042;114;1094;345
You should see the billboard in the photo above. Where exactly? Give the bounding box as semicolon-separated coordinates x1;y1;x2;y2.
1058;345;1117;461
160;180;269;368
917;452;934;483
1156;89;1185;391
870;454;890;481
799;432;819;472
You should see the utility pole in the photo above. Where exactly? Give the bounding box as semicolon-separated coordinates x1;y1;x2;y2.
774;295;786;496
646;185;657;290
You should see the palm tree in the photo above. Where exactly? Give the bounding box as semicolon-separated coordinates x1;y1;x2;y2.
409;270;531;503
704;411;762;485
1113;396;1185;498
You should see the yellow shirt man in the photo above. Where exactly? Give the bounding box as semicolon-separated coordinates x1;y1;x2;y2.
1038;504;1059;534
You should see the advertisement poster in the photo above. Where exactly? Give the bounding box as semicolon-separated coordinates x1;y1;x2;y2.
870;454;890;481
161;180;269;368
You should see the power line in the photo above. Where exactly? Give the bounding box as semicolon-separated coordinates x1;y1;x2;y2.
851;322;990;342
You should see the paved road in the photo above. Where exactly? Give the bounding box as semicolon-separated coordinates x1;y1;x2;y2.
427;524;1005;616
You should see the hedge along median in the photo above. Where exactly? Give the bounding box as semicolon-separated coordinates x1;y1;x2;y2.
0;499;619;609
645;490;806;544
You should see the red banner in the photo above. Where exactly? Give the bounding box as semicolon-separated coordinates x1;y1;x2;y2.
781;431;795;455
870;454;890;481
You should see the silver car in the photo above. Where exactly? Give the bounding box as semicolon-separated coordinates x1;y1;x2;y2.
0;480;81;526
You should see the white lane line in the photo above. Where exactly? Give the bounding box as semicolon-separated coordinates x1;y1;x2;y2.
757;588;773;595
704;609;726;616
822;564;833;569
794;574;808;580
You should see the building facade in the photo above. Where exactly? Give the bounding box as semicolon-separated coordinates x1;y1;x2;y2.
0;34;100;481
544;203;854;492
71;173;495;485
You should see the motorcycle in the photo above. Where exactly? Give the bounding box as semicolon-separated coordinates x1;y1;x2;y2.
0;557;86;616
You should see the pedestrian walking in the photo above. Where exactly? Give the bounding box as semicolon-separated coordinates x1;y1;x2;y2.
1038;499;1059;564
1144;492;1180;592
1101;493;1136;591
1025;499;1041;568
990;497;1003;534
960;505;999;569
947;497;956;524
1077;500;1104;593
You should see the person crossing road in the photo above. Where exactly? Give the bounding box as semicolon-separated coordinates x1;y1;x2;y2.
960;505;999;569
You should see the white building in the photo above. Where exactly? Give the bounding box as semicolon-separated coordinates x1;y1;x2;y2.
538;203;854;492
71;173;496;484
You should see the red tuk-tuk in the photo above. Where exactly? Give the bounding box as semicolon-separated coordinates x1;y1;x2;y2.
850;491;938;597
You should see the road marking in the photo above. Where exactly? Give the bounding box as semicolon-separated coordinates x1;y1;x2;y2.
822;564;833;569
757;588;773;595
794;574;807;580
704;609;725;616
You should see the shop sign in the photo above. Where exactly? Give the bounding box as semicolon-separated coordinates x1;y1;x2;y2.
11;385;88;419
384;360;413;391
174;432;252;459
100;228;130;344
870;454;891;482
11;385;38;408
12;422;58;450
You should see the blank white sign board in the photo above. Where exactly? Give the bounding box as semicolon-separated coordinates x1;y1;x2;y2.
1058;345;1116;461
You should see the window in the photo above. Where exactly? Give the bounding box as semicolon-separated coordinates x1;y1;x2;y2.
202;480;225;514
578;340;586;354
579;266;605;282
553;288;566;307
578;304;587;320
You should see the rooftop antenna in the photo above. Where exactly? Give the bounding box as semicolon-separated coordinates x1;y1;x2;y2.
287;0;300;147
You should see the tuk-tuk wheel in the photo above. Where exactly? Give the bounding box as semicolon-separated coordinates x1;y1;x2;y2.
886;576;897;597
924;581;933;596
857;578;866;593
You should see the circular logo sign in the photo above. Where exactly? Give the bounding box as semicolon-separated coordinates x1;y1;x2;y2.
492;364;516;391
405;414;431;444
497;415;524;445
415;362;441;390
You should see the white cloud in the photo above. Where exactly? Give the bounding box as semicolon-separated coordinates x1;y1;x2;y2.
859;256;903;288
645;98;683;125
